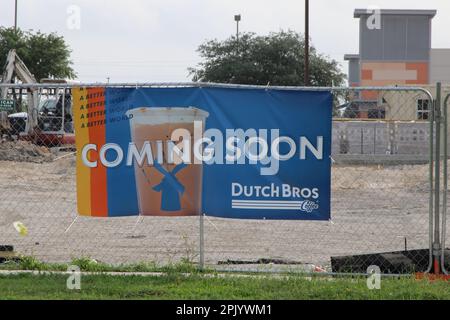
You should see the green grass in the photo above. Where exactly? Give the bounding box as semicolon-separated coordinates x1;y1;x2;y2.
0;273;449;300
0;257;448;300
0;256;204;274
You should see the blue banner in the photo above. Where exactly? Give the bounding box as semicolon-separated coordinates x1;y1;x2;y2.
74;86;332;220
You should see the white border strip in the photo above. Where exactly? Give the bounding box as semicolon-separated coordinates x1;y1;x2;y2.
232;206;301;210
232;200;303;210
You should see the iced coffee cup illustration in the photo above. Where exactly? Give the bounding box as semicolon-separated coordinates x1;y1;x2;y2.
126;107;209;216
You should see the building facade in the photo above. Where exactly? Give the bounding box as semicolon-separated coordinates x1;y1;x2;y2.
344;9;450;120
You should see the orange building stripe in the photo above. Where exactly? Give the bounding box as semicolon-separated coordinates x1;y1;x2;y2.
405;63;429;85
87;88;108;217
361;69;373;81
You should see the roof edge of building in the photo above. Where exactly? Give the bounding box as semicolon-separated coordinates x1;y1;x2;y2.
344;54;360;61
354;9;437;18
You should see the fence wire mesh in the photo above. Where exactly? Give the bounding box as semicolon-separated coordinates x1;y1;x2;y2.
206;87;436;274
0;84;445;274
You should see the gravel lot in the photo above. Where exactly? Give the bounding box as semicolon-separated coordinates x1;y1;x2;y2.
0;151;445;270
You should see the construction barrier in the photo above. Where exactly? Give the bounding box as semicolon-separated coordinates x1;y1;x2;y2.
0;82;447;275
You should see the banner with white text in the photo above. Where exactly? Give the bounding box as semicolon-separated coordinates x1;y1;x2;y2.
73;86;332;220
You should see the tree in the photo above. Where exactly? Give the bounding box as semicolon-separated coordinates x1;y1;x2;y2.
0;27;76;81
0;28;27;69
189;30;345;87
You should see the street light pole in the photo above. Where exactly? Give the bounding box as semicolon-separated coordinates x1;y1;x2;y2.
234;14;241;42
14;0;18;31
304;0;310;86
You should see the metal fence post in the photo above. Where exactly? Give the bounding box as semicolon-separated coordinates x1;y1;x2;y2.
199;213;205;270
442;92;449;275
425;88;436;274
433;82;442;274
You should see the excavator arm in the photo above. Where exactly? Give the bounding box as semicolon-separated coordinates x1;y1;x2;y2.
1;49;39;134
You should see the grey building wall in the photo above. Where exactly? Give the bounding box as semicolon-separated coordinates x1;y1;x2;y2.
357;12;434;62
430;49;450;84
344;55;360;85
332;121;432;156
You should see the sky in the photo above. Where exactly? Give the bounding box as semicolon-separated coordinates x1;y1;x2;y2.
0;0;449;83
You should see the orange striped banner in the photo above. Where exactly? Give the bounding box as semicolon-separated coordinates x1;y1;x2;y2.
73;87;108;217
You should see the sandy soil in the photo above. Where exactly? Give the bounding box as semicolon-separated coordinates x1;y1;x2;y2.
0;141;53;163
0;154;446;269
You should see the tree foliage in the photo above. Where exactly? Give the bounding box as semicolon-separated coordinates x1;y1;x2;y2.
0;27;76;81
189;30;345;87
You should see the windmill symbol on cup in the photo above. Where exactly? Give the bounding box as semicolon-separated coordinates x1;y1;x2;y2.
151;162;187;211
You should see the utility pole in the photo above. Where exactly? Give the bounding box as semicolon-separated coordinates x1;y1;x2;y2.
304;0;310;86
14;0;18;31
234;14;241;42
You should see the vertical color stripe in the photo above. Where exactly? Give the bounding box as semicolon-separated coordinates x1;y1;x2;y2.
104;88;139;216
87;88;108;217
73;87;92;216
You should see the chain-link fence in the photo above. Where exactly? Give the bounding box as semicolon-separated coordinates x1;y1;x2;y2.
0;83;447;275
205;86;437;274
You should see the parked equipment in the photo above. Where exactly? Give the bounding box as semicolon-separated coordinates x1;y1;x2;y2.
1;49;39;134
0;50;75;146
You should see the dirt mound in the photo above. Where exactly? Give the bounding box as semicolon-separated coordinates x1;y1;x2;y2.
0;140;54;163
